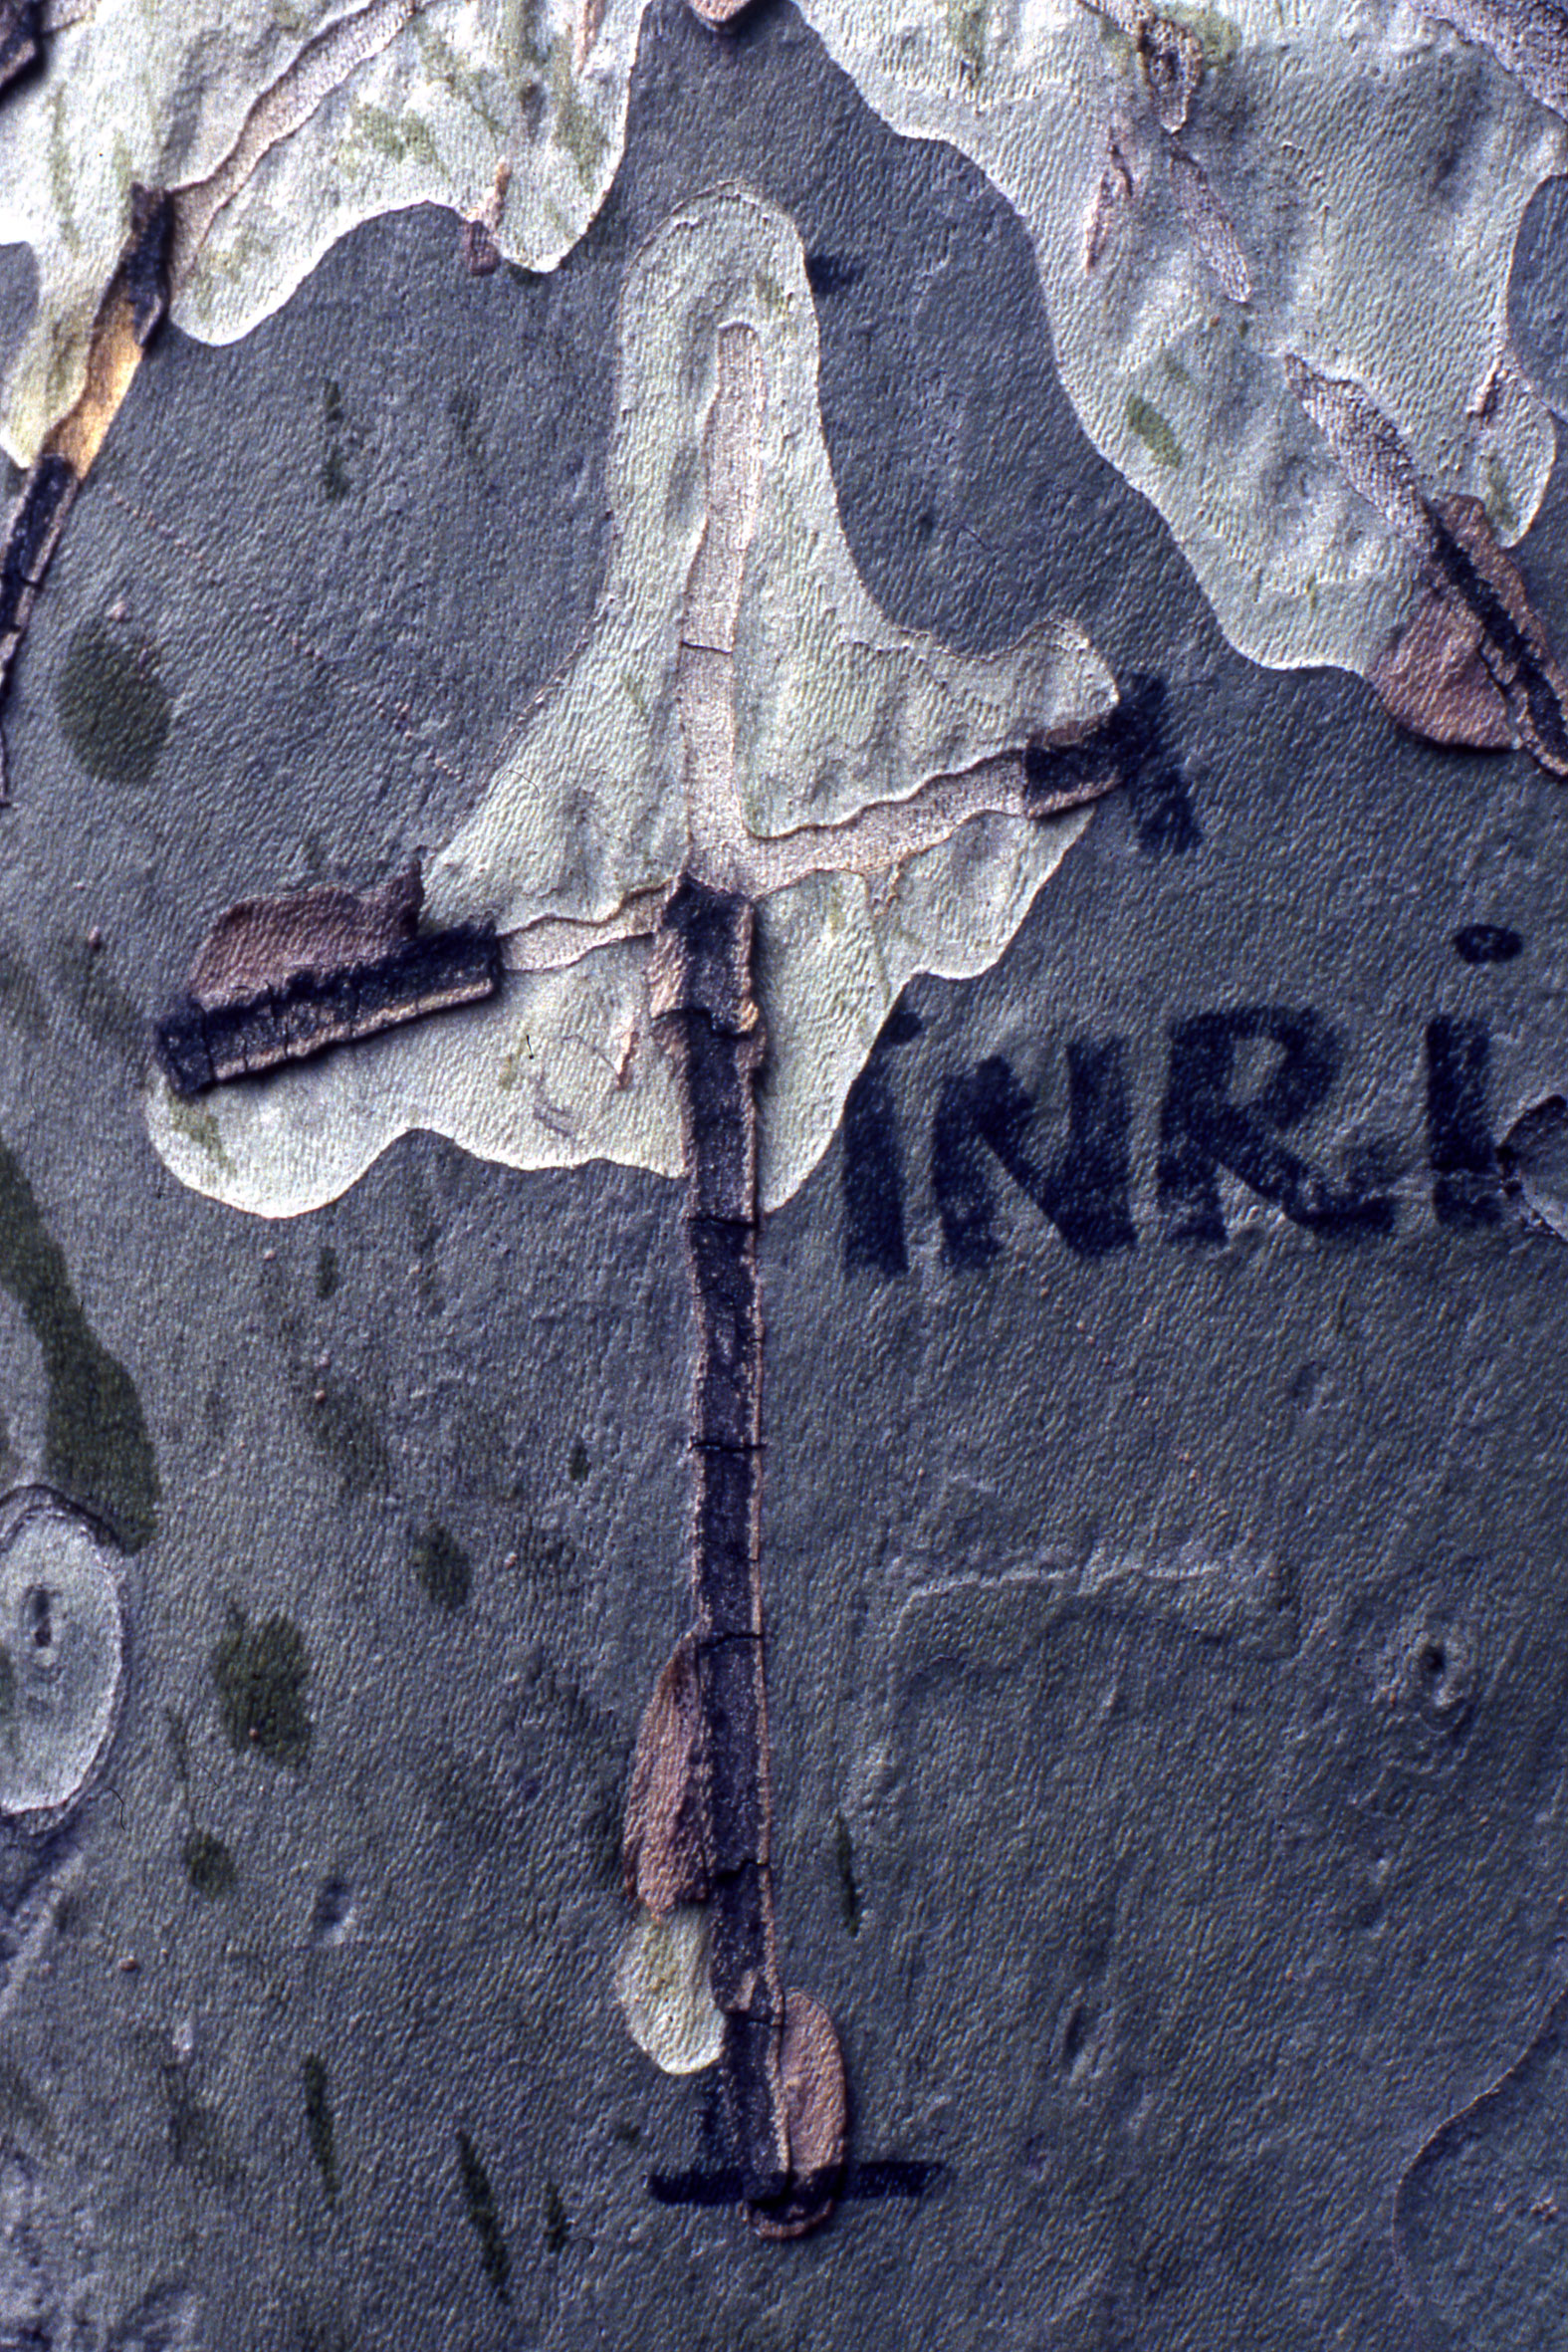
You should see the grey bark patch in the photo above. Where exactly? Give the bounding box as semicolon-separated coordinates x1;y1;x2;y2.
1397;1988;1568;2341
55;616;170;786
209;1606;311;1767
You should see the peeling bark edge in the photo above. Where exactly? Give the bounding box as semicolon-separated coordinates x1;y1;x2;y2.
0;3;41;96
155;923;502;1094
0;186;172;798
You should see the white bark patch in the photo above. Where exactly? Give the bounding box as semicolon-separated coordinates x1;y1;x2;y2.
145;189;1116;1218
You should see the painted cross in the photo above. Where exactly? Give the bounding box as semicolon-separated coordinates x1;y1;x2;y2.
147;187;1123;2233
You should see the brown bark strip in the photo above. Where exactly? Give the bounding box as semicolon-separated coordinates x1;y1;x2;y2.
648;871;845;2234
156;922;501;1095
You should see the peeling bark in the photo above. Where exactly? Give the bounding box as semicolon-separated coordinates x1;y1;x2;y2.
190;862;423;1010
1373;497;1568;774
0;185;171;797
622;1635;713;1914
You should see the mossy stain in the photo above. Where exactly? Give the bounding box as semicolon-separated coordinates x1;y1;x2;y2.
456;2129;511;2302
56;617;170;785
412;1523;471;1612
183;1828;236;1899
315;1244;339;1300
0;1132;158;1549
1126;393;1184;470
211;1606;312;1768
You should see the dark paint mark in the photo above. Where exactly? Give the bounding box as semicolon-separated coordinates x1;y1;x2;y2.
1158;1009;1396;1245
805;252;860;295
1426;1016;1502;1230
0;1133;158;1548
1453;922;1522;966
456;2130;511;2303
1105;674;1202;857
543;2178;568;2254
935;1044;1136;1267
832;1808;861;1936
566;1439;589;1485
303;2056;338;2207
412;1524;471;1612
649;2159;942;2205
56;617;171;786
210;1607;312;1768
182;1830;236;1900
322;380;349;503
156;924;503;1096
841;998;923;1278
315;1244;338;1300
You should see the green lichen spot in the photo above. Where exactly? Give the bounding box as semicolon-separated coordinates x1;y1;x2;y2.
412;1524;472;1613
1484;453;1519;539
168;1094;235;1175
211;1607;312;1768
0;1134;158;1550
553;58;608;194
946;0;987;78
303;2055;338;2206
183;1829;236;1900
543;2178;568;2255
315;1245;339;1301
567;1439;589;1485
350;102;438;170
1126;392;1184;470
456;2130;511;2303
56;618;171;786
1165;1;1241;67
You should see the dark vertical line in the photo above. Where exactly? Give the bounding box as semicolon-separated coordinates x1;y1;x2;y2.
649;874;789;2208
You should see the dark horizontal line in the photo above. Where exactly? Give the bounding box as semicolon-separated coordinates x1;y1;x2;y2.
647;2159;944;2207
